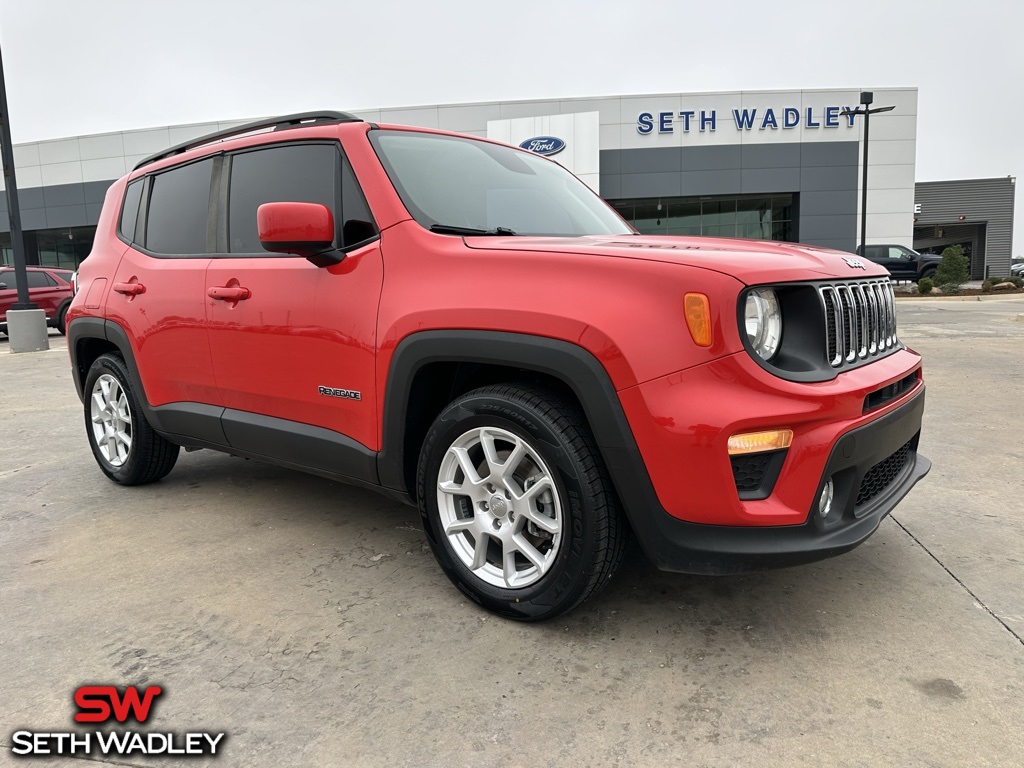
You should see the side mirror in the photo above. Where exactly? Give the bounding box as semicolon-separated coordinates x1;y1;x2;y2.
257;202;343;267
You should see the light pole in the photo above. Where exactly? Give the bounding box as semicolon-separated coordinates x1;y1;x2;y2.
841;91;895;257
0;35;48;352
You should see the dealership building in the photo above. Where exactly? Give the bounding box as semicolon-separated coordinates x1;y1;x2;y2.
0;87;1015;277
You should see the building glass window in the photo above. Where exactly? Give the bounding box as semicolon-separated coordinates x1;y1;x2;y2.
0;227;97;269
612;194;796;243
34;227;98;269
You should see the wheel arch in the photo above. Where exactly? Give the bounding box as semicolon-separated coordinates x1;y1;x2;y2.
377;331;659;528
68;317;144;407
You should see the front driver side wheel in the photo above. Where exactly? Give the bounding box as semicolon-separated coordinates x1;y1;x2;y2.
83;353;179;485
417;384;627;621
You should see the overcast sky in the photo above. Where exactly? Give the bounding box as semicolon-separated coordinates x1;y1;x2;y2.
0;0;1020;252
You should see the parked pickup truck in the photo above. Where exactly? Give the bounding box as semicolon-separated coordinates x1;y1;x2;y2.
856;244;941;282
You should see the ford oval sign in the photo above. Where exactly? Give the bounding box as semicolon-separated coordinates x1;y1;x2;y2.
519;136;565;156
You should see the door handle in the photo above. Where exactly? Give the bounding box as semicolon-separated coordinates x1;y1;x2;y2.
208;286;251;301
113;282;146;296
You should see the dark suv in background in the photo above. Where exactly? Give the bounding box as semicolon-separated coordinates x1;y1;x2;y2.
856;244;941;282
0;266;75;335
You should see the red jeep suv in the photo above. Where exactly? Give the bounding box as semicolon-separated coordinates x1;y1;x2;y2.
66;112;930;620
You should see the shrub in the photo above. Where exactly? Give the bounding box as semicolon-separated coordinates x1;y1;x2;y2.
934;245;969;291
982;279;993;293
917;277;934;294
987;276;1022;288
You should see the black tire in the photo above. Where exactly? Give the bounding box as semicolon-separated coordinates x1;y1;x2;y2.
920;268;937;281
56;303;69;335
83;353;179;485
417;384;627;621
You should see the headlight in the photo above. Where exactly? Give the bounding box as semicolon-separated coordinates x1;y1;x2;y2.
744;288;782;361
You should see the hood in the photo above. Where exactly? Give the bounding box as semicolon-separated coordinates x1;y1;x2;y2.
464;234;890;285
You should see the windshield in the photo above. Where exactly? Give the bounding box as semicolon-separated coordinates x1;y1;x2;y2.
370;130;633;237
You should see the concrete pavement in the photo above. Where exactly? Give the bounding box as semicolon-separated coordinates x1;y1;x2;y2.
1;302;1022;767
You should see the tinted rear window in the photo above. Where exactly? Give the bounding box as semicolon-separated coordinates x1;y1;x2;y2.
146;159;213;254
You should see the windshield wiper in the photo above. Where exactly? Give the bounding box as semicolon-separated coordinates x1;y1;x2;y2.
429;224;517;236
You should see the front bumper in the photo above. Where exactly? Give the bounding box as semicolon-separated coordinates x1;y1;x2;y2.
609;344;929;574
627;389;929;574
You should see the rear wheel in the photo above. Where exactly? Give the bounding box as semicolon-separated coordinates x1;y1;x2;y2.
417;384;626;621
56;304;69;335
84;353;179;485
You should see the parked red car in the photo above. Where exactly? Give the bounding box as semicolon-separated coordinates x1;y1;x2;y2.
0;265;75;335
66;112;930;620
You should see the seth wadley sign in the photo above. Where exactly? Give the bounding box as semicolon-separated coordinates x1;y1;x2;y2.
637;106;860;134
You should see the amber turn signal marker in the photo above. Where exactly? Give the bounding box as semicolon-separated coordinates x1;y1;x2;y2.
727;429;794;456
684;293;712;347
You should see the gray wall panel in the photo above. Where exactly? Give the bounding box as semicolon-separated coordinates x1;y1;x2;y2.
83;180;112;205
43;183;86;207
46;205;90;228
680;145;741;171
618;147;682;174
799;215;858;241
600;175;621;199
801;190;859;217
21;209;47;229
740;168;801;194
619;172;681;198
19;187;45;210
598;150;621;176
808;239;856;253
0;180;113;233
800;166;858;192
681;169;742;196
914;177;1014;277
740;144;801;169
801;142;859;167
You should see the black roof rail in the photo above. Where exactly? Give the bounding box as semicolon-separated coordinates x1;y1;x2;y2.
133;111;362;171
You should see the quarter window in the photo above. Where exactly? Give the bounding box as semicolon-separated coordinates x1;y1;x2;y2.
120;179;144;244
145;159;214;255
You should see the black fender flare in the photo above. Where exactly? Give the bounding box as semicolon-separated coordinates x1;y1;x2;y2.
376;330;666;547
66;317;191;436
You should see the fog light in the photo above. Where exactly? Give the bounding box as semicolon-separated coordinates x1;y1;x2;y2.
818;479;835;519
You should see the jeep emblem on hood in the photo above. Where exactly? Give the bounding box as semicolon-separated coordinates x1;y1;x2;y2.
842;257;866;269
519;136;565;156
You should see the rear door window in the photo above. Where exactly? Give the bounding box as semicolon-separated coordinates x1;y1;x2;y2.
145;159;214;255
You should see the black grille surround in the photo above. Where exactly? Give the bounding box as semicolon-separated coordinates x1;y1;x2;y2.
738;278;903;383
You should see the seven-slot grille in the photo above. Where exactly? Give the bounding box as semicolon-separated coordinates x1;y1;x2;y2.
818;279;897;368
